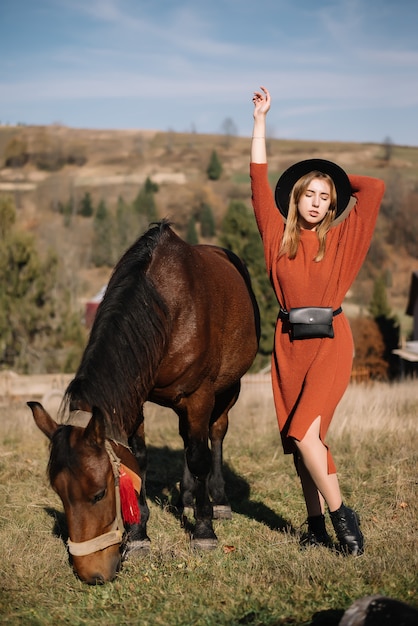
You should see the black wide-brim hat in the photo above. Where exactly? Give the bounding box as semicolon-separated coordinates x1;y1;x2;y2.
274;158;352;219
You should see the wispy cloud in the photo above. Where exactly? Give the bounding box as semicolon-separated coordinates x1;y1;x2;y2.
1;0;417;143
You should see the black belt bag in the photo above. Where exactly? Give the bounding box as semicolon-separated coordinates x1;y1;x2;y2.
279;306;342;340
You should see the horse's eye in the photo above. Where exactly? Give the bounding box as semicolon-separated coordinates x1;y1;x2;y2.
92;489;106;504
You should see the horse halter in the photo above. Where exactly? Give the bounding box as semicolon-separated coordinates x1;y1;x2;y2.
65;411;126;557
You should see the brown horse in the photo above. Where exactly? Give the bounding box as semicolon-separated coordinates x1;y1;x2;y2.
29;220;260;584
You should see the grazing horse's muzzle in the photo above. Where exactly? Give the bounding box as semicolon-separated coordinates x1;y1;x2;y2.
72;546;122;584
68;527;123;583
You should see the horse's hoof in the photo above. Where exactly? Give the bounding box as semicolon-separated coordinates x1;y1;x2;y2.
191;536;218;551
213;504;232;520
122;539;151;560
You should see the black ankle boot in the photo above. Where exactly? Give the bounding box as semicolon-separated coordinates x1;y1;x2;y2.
300;514;333;549
330;503;364;556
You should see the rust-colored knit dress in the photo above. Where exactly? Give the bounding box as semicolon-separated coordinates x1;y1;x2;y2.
250;163;385;473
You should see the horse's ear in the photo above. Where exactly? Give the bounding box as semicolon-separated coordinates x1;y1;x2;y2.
83;407;106;448
27;401;59;440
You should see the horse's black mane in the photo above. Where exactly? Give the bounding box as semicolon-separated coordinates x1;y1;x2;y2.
63;220;172;436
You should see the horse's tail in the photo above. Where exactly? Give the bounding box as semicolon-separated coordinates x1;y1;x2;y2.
222;248;261;344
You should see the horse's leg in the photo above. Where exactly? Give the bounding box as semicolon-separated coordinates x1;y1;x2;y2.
124;421;151;558
179;452;196;519
177;396;217;550
178;416;195;517
208;382;240;520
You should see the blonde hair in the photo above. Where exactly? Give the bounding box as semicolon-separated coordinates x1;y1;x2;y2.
279;171;337;262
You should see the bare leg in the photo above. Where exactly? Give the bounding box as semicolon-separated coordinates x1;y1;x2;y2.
294;416;364;555
296;455;325;517
294;416;342;514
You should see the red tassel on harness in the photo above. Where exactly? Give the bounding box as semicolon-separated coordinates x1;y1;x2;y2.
119;466;140;525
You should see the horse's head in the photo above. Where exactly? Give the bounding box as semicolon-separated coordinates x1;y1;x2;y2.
28;401;126;584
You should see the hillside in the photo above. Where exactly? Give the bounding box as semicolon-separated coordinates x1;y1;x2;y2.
0;124;416;338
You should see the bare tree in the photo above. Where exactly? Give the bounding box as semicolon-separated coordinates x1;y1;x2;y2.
220;117;238;147
382;136;393;164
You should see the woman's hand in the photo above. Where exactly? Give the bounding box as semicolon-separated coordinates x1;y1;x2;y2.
252;86;271;119
251;86;270;163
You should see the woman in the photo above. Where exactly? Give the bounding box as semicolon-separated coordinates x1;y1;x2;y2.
250;86;385;555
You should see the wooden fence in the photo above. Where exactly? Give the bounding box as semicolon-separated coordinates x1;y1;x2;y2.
0;368;370;408
0;370;73;412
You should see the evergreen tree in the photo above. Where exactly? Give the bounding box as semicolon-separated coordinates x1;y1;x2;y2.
78;191;94;217
219;200;253;257
133;177;159;222
113;197;149;262
206;150;223;181
58;199;73;227
0;194;15;237
144;177;159;194
0;196;84;372
115;195;138;259
91;199;114;267
186;216;199;245
369;274;391;318
199;202;216;238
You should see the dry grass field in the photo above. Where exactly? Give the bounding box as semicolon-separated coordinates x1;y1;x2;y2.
0;377;417;625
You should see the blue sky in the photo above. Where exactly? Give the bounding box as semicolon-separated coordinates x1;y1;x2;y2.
1;0;418;145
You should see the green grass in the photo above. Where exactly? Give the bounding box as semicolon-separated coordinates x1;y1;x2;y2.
0;380;417;625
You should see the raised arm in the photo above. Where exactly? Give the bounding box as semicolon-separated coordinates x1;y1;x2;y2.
250;87;285;270
349;174;386;209
251;86;271;163
335;174;386;290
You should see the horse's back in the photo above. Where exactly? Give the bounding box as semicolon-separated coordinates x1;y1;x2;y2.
148;227;259;396
194;243;259;348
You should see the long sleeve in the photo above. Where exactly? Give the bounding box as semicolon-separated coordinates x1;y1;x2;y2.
336;175;386;290
250;162;285;274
